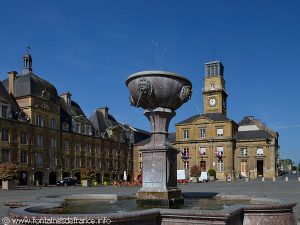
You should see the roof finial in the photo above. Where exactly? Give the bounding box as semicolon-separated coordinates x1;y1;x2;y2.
22;47;32;75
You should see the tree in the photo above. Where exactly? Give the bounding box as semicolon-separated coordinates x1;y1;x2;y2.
80;168;95;181
0;163;20;181
190;165;201;177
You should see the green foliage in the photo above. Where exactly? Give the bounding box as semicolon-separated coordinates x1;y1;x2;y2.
190;165;201;177
80;168;95;181
208;169;216;177
0;163;20;181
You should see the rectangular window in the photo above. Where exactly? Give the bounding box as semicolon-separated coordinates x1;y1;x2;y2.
240;148;247;157
86;144;91;153
87;159;92;167
96;146;101;154
36;115;43;127
184;160;190;170
50;153;57;166
2;105;8;118
50;137;57;149
50;118;56;129
2;128;9;141
139;162;143;170
217;146;224;154
199;147;206;156
139;152;142;158
183;130;189;139
36;135;43;147
64;140;69;150
76;157;81;167
20;151;28;163
2;149;10;162
75;144;80;152
64;156;70;166
217;128;224;137
20;132;27;144
200;128;206;138
217;160;224;172
35;152;43;165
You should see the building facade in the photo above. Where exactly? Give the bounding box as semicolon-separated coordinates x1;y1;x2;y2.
0;53;134;185
134;61;279;180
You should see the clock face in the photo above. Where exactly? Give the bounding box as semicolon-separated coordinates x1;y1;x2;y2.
209;98;217;106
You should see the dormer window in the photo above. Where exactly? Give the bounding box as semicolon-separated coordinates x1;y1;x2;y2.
1;105;8;118
62;122;69;131
86;126;90;135
81;124;85;133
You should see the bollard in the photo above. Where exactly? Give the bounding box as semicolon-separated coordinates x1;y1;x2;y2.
245;177;249;182
262;177;265;182
285;177;288;181
273;177;276;182
298;177;300;182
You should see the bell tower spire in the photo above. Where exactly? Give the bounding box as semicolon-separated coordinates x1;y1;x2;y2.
22;46;32;75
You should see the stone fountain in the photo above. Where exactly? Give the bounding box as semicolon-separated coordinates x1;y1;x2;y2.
126;70;192;207
4;70;297;225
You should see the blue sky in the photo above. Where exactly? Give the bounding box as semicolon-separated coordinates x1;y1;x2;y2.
0;0;300;163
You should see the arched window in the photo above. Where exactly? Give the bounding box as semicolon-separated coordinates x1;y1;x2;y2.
257;148;264;156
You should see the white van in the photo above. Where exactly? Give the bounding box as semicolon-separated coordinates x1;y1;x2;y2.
198;172;208;182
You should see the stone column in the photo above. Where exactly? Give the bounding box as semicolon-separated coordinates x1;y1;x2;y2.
137;107;183;206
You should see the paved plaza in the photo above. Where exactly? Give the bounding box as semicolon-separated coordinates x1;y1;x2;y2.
1;177;300;224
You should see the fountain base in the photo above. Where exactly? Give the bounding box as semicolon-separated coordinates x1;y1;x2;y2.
137;188;184;207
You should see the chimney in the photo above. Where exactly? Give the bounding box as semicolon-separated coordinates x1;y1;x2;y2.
60;92;72;106
7;71;17;95
97;107;109;120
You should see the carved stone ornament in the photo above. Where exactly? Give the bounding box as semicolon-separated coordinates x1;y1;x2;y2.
137;78;152;97
35;103;57;113
41;88;50;100
180;85;192;102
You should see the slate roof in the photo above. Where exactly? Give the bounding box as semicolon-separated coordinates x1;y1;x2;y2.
176;113;231;125
59;97;90;129
2;72;59;102
238;116;256;126
0;81;20;115
235;130;273;140
89;109;119;134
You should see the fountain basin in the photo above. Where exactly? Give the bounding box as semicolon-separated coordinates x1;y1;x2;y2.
6;193;296;225
126;71;192;110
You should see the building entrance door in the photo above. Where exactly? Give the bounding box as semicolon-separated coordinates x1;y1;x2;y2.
257;160;264;177
240;160;248;177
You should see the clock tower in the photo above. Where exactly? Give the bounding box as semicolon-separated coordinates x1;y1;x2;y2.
202;61;228;115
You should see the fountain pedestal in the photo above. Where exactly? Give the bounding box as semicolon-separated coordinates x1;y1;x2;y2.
136;107;183;207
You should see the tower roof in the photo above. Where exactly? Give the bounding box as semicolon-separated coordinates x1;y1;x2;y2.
205;61;224;77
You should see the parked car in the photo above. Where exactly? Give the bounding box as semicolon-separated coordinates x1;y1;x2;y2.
56;177;79;186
